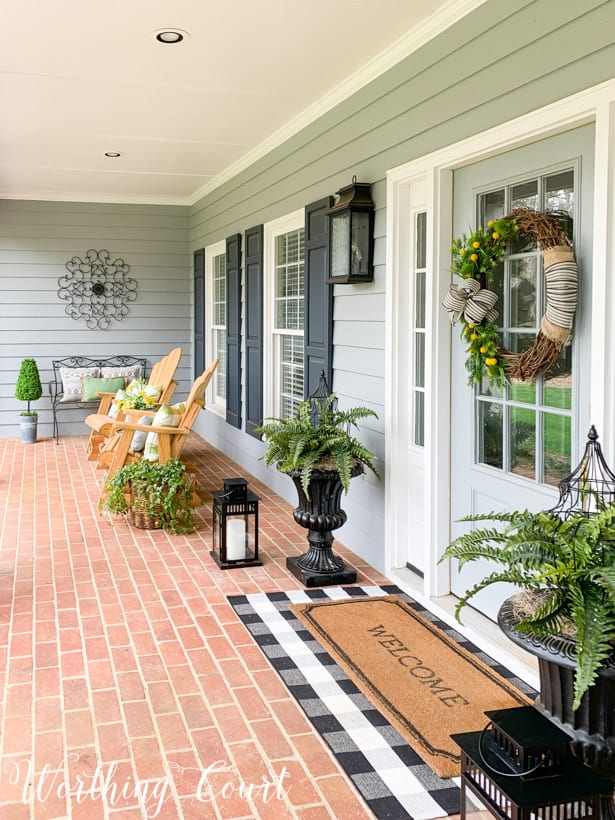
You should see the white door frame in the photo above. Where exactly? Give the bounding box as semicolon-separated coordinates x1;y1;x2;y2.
384;79;615;659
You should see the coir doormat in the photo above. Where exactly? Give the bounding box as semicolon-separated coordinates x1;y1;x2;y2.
229;585;536;818
290;595;531;778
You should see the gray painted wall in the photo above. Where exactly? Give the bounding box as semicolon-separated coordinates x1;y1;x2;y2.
189;0;615;571
0;200;191;439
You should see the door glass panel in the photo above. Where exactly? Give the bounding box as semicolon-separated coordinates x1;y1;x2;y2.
482;189;505;225
508;334;537;404
543;413;571;486
509;406;536;480
415;333;425;388
474;168;574;487
511;180;538;211
545;171;574;223
544;346;572;410
478;401;503;468
509;258;537;328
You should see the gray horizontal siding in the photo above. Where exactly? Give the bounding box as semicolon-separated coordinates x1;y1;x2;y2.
188;0;615;571
0;199;191;439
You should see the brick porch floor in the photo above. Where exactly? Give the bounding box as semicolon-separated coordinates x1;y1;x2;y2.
0;433;460;819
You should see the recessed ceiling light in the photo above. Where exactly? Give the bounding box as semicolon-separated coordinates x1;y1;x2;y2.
104;151;122;158
154;29;187;44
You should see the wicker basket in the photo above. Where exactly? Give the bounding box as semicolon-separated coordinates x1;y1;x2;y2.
129;487;163;530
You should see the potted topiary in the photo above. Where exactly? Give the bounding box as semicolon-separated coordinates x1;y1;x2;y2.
441;503;615;782
256;388;380;585
15;357;43;443
100;458;195;535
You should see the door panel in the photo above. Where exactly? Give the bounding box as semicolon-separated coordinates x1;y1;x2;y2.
449;125;594;620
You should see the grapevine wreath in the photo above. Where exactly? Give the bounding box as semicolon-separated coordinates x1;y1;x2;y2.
443;207;578;387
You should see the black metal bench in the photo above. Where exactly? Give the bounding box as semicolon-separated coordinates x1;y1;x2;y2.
49;356;147;444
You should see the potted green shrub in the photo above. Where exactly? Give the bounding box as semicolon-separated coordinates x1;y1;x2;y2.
441;504;615;781
256;391;380;585
15;357;43;443
100;458;195;534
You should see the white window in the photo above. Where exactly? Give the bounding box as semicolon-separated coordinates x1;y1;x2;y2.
205;241;227;415
264;210;305;419
412;210;427;447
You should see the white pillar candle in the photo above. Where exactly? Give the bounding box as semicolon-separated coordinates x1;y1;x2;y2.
226;518;246;560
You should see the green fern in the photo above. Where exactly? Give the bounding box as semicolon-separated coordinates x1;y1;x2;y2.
441;506;615;709
255;393;380;496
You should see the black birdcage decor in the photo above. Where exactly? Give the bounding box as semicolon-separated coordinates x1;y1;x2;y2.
210;478;261;570
326;177;374;284
549;425;615;518
308;369;337;428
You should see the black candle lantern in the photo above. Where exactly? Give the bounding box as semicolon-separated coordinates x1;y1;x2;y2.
326;177;374;284
452;706;611;818
210;478;261;570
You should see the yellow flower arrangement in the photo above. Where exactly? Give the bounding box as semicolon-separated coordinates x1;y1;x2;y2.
450;215;518;387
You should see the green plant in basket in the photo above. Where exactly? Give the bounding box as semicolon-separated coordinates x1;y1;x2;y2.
100;458;195;534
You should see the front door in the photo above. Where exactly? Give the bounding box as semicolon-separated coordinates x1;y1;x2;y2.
449;125;594;620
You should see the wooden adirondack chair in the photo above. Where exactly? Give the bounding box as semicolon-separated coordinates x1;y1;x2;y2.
85;359;218;483
86;347;182;461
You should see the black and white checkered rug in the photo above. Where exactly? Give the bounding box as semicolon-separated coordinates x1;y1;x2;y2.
228;584;537;819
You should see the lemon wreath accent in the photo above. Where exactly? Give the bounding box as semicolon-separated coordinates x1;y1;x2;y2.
443;207;577;387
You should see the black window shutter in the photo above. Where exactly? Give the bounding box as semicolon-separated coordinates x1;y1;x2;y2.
226;233;242;428
193;248;205;379
304;196;334;397
245;225;264;438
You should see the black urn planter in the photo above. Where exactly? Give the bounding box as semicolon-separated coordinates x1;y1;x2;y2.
285;464;362;587
498;596;615;785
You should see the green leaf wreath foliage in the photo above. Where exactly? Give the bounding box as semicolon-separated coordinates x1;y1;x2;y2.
440;504;615;709
100;458;195;535
450;216;518;388
255;394;380;498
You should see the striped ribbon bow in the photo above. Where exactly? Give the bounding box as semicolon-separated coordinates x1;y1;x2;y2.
442;278;499;325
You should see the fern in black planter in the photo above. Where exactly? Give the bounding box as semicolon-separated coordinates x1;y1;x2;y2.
256;392;380;586
100;458;195;535
256;393;380;497
441;504;615;709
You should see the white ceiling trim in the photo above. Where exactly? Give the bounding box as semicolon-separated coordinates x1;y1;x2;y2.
188;0;487;206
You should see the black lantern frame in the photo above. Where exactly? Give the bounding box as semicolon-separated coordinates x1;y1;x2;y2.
308;369;337;428
210;478;262;570
452;706;611;818
326;177;375;284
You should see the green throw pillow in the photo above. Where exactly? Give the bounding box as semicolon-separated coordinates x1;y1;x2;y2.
81;376;126;402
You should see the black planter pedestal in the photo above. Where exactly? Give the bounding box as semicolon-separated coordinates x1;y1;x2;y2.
286;466;360;587
499;596;615;817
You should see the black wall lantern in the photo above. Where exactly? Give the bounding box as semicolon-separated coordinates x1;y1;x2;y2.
210;478;261;570
326;177;375;284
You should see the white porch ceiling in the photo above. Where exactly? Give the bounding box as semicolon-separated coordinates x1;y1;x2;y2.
0;0;484;204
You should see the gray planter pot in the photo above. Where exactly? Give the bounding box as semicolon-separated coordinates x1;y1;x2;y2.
498;596;615;784
20;414;38;444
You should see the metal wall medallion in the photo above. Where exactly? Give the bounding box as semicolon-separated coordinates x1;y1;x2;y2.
58;249;137;330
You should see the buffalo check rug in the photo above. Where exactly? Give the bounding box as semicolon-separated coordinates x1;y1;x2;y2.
228;584;537;820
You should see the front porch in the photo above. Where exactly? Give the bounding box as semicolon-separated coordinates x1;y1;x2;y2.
0;432;464;820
